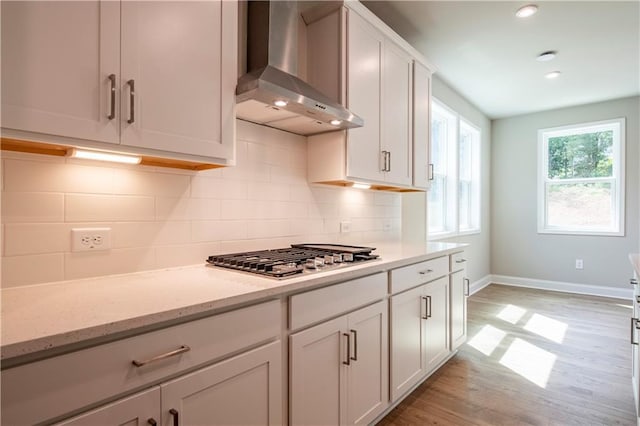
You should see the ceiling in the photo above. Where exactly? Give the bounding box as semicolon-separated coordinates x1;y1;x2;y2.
362;1;640;119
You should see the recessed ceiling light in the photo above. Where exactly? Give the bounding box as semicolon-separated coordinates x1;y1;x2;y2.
537;51;557;62
515;4;538;18
545;71;562;79
274;100;287;107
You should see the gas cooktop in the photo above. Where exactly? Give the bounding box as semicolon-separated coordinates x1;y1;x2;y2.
206;244;379;279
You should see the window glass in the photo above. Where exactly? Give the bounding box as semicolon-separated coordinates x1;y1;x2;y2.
538;118;624;236
428;100;481;238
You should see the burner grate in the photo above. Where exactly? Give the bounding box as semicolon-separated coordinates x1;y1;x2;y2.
206;244;379;279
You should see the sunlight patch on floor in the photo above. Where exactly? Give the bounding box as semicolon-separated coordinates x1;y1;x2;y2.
468;324;507;356
499;338;557;388
496;304;527;324
524;313;568;344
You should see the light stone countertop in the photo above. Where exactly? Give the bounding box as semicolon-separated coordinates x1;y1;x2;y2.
1;241;466;362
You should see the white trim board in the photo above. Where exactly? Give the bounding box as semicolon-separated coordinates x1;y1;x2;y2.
490;274;632;300
469;275;492;295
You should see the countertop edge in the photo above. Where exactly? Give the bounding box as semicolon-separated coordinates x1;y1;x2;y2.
2;243;467;363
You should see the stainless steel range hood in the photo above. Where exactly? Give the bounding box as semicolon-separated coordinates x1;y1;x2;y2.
236;1;363;136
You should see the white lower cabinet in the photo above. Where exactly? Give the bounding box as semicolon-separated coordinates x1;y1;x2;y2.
390;276;450;401
161;341;282;426
55;387;160;426
450;270;468;350
55;341;281;426
290;301;388;426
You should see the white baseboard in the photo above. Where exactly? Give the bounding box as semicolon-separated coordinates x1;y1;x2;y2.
490;274;633;300
470;275;492;295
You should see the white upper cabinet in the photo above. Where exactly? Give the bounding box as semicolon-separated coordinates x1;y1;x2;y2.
382;40;412;186
306;2;433;191
346;10;385;183
120;1;235;160
413;61;433;189
1;1;120;144
1;0;236;165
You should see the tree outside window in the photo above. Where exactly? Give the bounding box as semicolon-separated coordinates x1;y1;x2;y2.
538;118;625;235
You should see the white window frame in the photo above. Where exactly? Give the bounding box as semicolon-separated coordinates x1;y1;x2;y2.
428;98;481;240
537;117;625;236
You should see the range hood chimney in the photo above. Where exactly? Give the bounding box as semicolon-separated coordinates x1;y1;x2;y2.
236;1;363;136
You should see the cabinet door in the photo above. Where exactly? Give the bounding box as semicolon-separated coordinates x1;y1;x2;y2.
424;277;450;373
451;269;468;350
161;341;282;426
1;1;120;144
633;292;640;415
120;1;236;161
54;387;160;426
290;316;348;426
390;285;426;402
345;9;385;183
412;61;432;189
346;301;389;425
382;41;412;186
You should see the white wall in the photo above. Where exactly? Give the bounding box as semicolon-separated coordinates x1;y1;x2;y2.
431;76;492;283
491;96;640;288
0;120;401;288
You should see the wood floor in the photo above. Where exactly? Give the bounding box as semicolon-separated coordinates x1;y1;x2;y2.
378;284;637;426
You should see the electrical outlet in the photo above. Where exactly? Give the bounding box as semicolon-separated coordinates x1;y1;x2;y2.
383;219;392;232
575;259;583;270
340;221;352;233
72;228;112;252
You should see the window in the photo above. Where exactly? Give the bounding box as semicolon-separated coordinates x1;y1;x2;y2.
537;118;625;236
428;99;481;238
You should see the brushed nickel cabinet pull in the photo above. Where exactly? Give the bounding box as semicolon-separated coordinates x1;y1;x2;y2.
107;74;116;120
132;345;190;367
387;151;391;172
631;278;638;286
343;333;351;366
350;329;358;361
419;269;433;275
464;278;470;296
127;79;135;124
636;295;640;304
147;419;157;426
381;151;389;172
169;408;179;426
427;295;432;318
632;318;639;345
421;296;429;320
456;258;467;264
428;163;434;180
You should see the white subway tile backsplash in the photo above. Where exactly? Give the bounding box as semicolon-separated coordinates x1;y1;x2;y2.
111;169;191;197
4;223;70;255
2;192;64;223
65;194;155;222
2;253;65;287
156;242;220;268
64;248;156;280
191;176;247;200
247;181;291;201
4;160;114;194
191;220;248;242
1;121;401;287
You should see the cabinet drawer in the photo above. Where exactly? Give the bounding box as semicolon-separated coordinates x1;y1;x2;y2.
1;300;281;425
390;256;448;294
451;251;468;272
289;272;386;331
